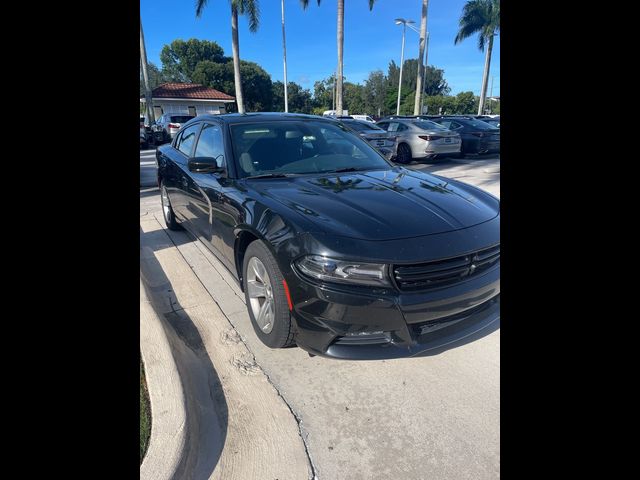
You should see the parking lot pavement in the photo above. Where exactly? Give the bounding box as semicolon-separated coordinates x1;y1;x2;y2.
140;148;158;188
139;157;500;480
407;155;500;198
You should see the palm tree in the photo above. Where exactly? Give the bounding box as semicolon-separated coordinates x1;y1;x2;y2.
454;0;500;115
196;0;261;114
301;1;376;115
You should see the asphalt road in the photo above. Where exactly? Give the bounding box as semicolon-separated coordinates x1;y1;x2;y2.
139;149;500;479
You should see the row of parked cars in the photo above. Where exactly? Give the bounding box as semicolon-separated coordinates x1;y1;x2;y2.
141;111;500;164
328;114;500;163
140;114;196;149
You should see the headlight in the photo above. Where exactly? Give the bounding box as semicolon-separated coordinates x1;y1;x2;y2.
295;255;390;287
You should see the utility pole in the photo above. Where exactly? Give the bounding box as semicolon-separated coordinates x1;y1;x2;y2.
140;18;154;124
281;0;289;112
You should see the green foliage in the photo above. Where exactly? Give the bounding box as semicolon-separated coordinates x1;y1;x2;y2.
453;91;478;114
193;58;273;111
140;62;170;96
363;70;386;116
160;38;225;81
272;81;313;113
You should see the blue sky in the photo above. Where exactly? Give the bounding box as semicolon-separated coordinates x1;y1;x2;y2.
140;0;499;96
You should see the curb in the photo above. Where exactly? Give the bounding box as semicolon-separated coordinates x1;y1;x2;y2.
139;277;187;480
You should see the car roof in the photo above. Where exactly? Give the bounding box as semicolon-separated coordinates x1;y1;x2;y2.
183;112;335;126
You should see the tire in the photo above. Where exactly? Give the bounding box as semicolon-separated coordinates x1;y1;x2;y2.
242;240;295;349
396;143;412;164
160;182;182;231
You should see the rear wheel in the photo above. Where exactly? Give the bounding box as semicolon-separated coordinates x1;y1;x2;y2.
396;143;412;164
243;240;295;349
160;183;182;231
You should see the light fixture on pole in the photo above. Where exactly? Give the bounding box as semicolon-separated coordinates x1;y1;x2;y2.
394;18;415;116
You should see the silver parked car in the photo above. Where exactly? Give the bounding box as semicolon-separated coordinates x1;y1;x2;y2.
375;118;461;163
156;114;195;143
336;118;398;160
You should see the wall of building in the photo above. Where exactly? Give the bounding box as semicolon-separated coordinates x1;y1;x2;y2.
147;101;230;117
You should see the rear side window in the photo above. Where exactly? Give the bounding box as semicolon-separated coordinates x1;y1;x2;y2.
176;124;201;156
437;120;453;129
170;115;195;124
194;123;225;168
376;122;389;130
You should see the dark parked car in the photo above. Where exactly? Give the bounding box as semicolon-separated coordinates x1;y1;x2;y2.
430;116;500;155
333;118;398;160
475;115;500;128
156;113;500;359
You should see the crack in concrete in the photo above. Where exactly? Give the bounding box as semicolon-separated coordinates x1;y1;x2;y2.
157;217;319;480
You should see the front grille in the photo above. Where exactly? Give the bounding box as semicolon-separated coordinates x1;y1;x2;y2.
393;244;500;292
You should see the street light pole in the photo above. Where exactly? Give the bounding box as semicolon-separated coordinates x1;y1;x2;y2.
420;31;429;114
395;18;414;116
281;0;288;112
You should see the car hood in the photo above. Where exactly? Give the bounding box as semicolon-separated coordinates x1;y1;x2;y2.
248;168;499;240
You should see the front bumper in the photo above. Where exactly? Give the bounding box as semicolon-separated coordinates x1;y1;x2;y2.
288;262;500;360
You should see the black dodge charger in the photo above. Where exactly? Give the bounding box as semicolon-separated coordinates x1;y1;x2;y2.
156;113;500;359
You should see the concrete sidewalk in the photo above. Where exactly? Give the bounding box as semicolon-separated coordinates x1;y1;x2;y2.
140;218;312;480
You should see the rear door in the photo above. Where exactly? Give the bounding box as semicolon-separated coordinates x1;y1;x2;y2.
170;123;202;222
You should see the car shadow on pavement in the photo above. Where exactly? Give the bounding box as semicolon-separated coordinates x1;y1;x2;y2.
140;226;228;479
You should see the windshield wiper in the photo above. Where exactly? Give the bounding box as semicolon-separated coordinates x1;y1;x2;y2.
330;167;362;173
245;173;291;179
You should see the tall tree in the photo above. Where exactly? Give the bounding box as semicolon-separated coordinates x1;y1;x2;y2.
196;0;261;114
300;0;377;115
193;58;273;111
414;0;429;114
160;39;224;81
363;70;386;116
454;0;500;115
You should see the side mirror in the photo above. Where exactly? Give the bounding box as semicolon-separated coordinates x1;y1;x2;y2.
188;156;225;174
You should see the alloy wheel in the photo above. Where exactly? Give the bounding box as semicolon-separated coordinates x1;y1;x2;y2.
246;257;275;333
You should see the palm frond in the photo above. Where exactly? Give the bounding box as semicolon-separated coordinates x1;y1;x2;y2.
195;0;209;18
300;0;321;10
239;0;260;32
454;0;499;51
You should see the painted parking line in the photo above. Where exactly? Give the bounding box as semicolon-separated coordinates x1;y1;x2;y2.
140;161;156;166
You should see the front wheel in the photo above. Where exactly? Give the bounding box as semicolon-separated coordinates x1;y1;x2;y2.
243;240;295;349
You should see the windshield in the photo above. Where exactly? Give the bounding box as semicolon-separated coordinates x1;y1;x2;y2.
343;121;384;132
170;115;195;123
413;120;448;131
230;120;391;178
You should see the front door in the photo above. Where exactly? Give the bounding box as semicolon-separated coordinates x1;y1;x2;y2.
187;122;235;267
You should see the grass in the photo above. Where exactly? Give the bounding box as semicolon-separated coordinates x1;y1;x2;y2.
140;354;151;464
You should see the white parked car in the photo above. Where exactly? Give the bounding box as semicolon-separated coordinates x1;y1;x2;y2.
350;114;376;123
